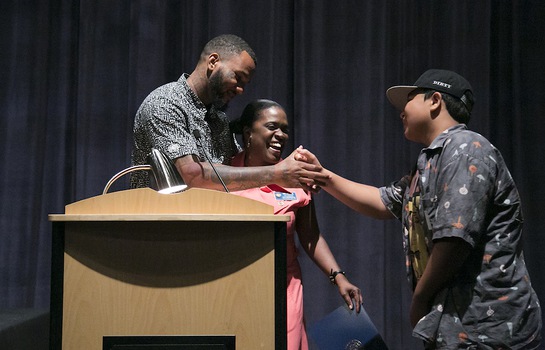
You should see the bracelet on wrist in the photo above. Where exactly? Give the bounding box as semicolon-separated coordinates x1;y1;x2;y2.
329;269;346;285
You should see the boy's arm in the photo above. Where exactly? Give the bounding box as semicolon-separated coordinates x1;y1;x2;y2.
410;237;471;327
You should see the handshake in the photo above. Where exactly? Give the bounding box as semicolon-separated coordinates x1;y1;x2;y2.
277;146;330;192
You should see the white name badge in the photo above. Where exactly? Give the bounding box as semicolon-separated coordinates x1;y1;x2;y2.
274;191;297;201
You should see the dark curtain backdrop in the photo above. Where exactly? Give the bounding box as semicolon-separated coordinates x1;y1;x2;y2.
1;1;544;349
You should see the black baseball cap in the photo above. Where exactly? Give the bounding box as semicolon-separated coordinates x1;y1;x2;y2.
386;69;473;112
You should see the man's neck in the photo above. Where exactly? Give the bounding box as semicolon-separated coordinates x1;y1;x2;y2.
186;69;211;107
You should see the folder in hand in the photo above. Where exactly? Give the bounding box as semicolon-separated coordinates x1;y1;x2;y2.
308;305;389;350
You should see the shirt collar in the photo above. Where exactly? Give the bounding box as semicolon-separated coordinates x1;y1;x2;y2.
425;124;468;151
178;74;207;114
259;184;291;194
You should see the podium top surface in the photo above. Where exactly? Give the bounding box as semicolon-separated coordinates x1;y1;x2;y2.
48;213;289;222
49;188;290;222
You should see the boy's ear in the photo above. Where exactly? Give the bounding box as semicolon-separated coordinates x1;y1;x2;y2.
430;91;442;110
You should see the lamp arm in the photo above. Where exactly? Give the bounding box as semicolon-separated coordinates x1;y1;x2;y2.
102;165;151;195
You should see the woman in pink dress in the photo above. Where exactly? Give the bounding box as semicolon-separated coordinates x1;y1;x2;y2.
230;99;363;350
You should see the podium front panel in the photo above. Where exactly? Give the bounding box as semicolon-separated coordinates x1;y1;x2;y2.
50;219;286;350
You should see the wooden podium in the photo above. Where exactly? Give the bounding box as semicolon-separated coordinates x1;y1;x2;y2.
49;188;289;350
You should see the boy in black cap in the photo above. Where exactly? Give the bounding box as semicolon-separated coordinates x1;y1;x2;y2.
297;69;542;349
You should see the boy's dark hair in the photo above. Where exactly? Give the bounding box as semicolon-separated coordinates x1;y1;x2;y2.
202;34;257;66
420;89;473;124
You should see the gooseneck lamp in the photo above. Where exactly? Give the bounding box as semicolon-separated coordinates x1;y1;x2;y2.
102;148;188;195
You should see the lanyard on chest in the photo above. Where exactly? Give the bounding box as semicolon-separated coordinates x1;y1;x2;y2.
408;171;430;284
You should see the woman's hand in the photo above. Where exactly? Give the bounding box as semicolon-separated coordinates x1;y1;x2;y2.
274;146;330;192
294;147;322;167
335;275;363;313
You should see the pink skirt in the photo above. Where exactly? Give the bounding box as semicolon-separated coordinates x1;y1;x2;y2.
287;265;308;350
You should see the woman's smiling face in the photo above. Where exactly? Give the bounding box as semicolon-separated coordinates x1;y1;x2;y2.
244;106;289;166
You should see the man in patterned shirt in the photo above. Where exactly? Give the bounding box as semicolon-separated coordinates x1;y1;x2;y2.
132;34;326;191
297;70;542;349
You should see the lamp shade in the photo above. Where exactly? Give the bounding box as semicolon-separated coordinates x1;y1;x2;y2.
102;148;188;195
147;148;188;194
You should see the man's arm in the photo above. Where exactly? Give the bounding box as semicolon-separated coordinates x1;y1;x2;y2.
174;148;330;191
410;237;471;327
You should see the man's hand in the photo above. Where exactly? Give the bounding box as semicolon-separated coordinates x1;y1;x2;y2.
174;148;330;192
274;147;330;191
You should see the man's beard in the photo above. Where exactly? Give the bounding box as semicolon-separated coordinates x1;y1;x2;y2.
209;70;229;111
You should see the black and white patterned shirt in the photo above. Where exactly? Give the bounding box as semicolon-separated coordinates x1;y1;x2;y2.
380;124;542;349
131;74;240;188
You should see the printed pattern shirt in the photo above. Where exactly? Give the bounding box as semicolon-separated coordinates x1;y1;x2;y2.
131;74;239;188
380;124;541;349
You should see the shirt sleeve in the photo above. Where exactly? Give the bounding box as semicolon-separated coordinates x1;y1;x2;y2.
379;174;411;220
143;94;199;161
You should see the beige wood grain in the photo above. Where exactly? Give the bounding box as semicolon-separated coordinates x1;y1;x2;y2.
63;188;273;215
49;214;289;222
54;188;285;349
62;221;278;349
